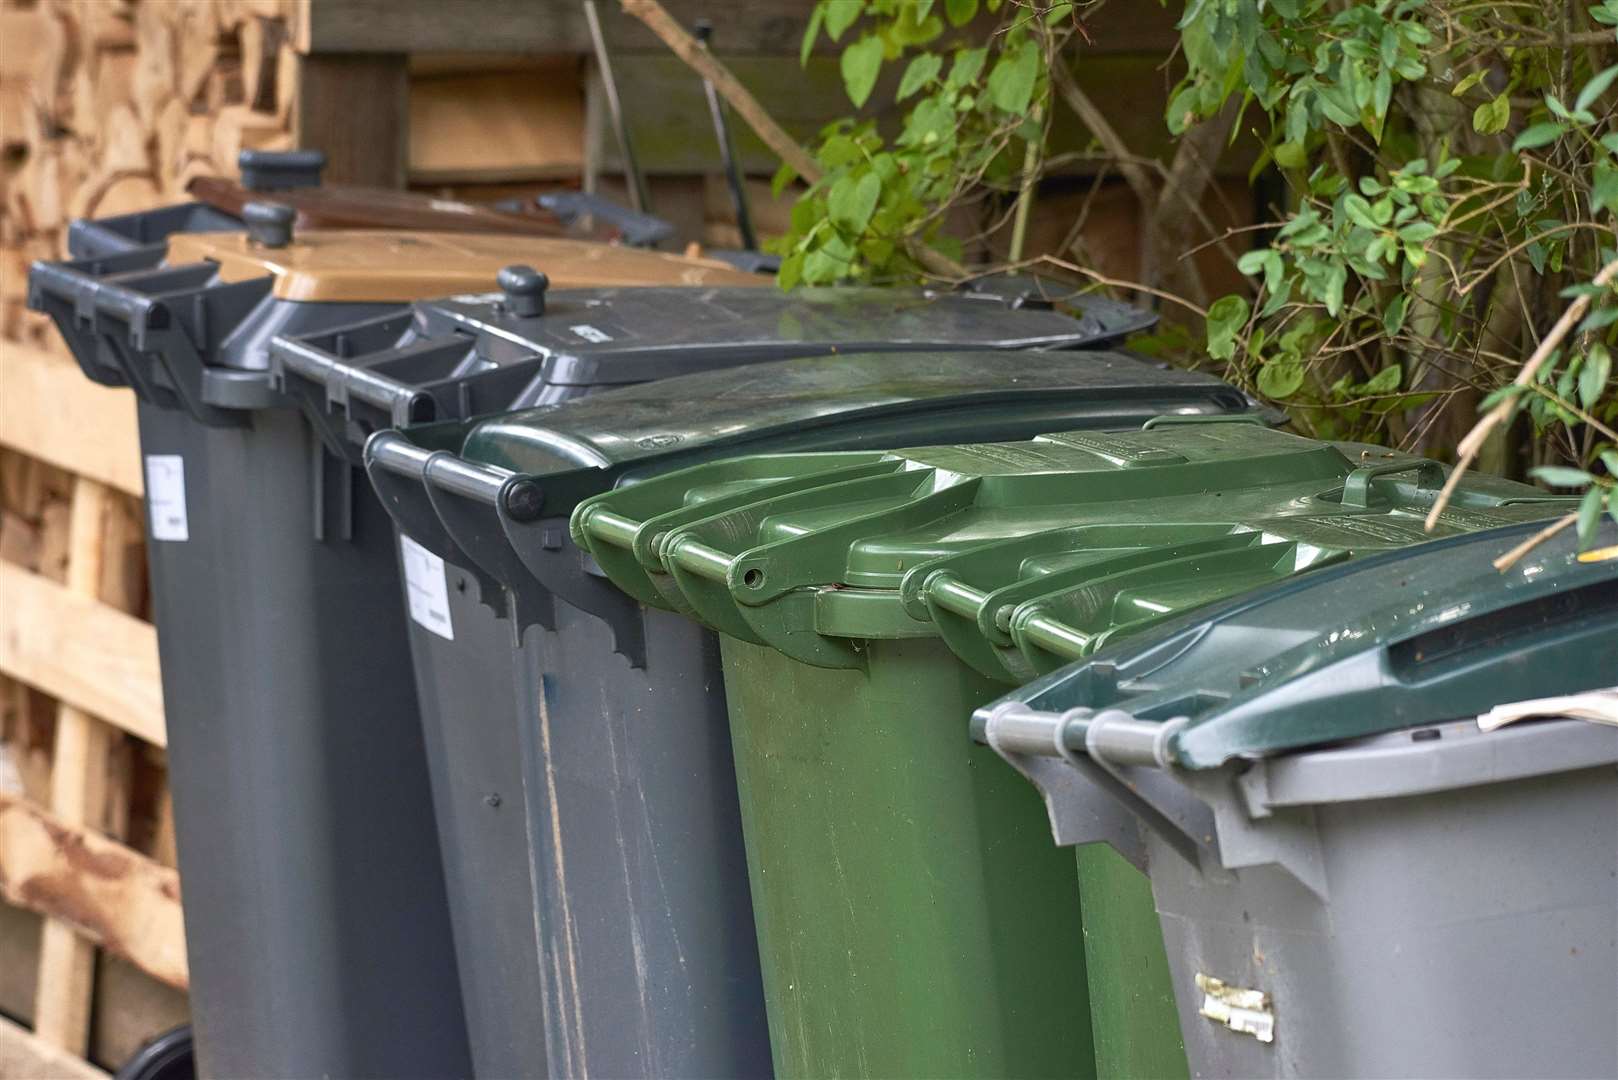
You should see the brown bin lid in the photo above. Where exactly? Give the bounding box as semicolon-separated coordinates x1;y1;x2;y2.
165;230;766;302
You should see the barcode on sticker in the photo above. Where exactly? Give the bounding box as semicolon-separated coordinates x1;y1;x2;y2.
144;455;189;541
569;324;613;343
400;535;454;640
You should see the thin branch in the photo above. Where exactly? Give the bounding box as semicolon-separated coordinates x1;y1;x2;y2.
1050;61;1158;210
1424;256;1618;532
1493;512;1578;570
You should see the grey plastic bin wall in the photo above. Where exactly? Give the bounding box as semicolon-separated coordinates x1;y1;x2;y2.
356;348;1261;1080
259;276;1171;1077
975;521;1618;1079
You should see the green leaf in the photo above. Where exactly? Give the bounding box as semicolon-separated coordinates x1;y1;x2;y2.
1580;305;1618;333
1044;1;1073;24
1531;465;1596;487
1581;343;1612;409
1364;364;1402;394
1398;221;1438;242
840;35;884;108
1594;165;1618;214
801;4;827;66
824;0;862;42
1472;94;1510;135
1205;294;1250;361
948;46;987;88
1512;122;1565;151
1273;140;1308;169
1450;70;1486;97
1343;194;1380;229
944;0;978;27
776;250;805;291
1257;353;1306;398
1324;263;1348;317
1384;293;1410;336
770;161;798;199
986;38;1039;114
1577;486;1606;549
1236;249;1271;276
897;54;942;100
1576;64;1618;113
828;171;881;234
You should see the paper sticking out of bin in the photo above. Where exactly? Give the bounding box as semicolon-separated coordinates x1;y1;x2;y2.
970;519;1616;1079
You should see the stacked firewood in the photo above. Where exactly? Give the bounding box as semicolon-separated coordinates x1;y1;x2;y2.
2;0;300;345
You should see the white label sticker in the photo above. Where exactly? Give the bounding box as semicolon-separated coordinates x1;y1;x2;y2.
144;455;189;541
400;535;455;640
569;323;613;343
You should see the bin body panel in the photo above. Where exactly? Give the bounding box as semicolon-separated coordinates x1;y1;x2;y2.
1149;745;1618;1079
137;402;470;1079
1074;845;1188;1079
718;634;1096;1078
501;604;771;1079
404;576;549;1075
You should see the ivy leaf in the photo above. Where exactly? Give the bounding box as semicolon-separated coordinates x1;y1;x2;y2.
1577;486;1607;549
1531;465;1596;487
840;35;885;108
986;38;1039;114
1472;93;1510;135
1580;343;1612;409
945;0;978;27
1257;353;1306;398
1576;64;1618;113
1512;122;1565;151
1205;294;1250;360
897;54;942;100
824;0;862;42
828;171;881;235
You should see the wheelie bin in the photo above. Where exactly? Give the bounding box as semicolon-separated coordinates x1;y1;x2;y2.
355;345;1258;1079
25;211;761;1080
568;420;1571;1079
972;518;1617;1078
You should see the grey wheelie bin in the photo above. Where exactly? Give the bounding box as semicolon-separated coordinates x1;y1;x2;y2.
25;213;763;1079
567;420;1568;1079
271;283;1189;1077
357;349;1258;1080
974;519;1618;1079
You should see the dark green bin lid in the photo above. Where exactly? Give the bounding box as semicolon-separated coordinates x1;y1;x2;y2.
571;420;1571;671
970;520;1617;768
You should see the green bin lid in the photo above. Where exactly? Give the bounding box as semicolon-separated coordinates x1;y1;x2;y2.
970;520;1617;769
571;420;1571;671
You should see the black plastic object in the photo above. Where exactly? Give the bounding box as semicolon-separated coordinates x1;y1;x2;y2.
237;148;327;191
113;1026;195;1080
242;200;296;248
535;190;675;248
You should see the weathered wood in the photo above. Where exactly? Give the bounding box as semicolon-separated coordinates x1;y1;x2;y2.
295;0;1179;56
0;795;187;993
293;52;408;187
0;561;166;749
32;479;116;1054
0;344;142;498
0;1013;107;1080
409;64;585;184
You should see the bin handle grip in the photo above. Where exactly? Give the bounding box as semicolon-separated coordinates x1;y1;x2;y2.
1341;458;1444;508
662;535;737;584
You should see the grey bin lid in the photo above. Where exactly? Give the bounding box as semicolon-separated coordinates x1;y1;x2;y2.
973;519;1618;770
269;280;1162;453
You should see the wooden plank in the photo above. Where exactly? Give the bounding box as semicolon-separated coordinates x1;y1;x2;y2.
0;1013;107;1080
0;795;187;993
33;480;116;1054
293;52;408;188
409;64;585;184
0;344;142;498
296;0;1180;56
0;561;166;749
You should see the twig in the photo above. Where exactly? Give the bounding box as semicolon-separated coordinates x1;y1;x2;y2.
1493;512;1577;570
1034;255;1211;318
1424;256;1618;532
1050;61;1157;208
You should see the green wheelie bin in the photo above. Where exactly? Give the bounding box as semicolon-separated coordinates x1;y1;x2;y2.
570;419;1570;1079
